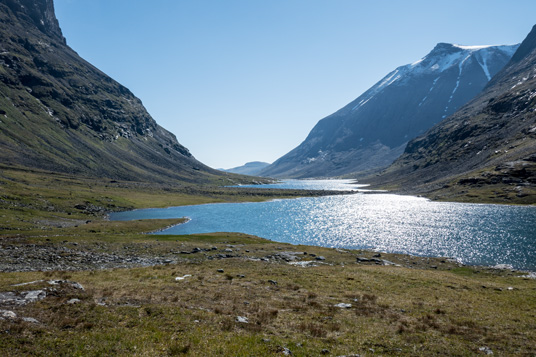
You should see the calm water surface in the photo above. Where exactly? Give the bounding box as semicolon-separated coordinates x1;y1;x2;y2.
111;180;536;271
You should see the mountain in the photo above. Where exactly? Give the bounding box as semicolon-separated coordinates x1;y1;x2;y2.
371;25;536;203
0;0;223;183
260;43;519;179
221;161;271;176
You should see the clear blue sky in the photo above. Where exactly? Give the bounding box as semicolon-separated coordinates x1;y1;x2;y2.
54;0;536;169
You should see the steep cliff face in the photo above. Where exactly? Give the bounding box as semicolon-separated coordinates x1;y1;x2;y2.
372;26;536;203
2;0;64;43
0;0;221;183
261;43;518;179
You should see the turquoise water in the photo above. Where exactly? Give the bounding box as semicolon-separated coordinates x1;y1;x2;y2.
111;180;536;271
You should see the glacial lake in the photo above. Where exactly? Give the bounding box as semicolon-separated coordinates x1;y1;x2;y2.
110;180;536;271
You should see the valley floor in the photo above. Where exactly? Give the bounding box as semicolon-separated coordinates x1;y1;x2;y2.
1;167;535;355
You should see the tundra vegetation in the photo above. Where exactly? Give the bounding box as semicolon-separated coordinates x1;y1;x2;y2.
1;167;535;356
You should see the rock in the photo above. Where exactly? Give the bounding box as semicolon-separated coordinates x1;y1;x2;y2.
22;317;40;324
334;303;352;308
315;256;326;261
224;248;233;253
277;346;292;355
175;274;192;281
0;292;20;304
12;280;46;287
382;260;400;266
321;349;330;355
373;253;382;258
67;298;81;304
217;269;224;273
235;316;249;323
479;346;493;355
268;280;278;285
24;290;46;302
48;280;85;290
0;310;17;319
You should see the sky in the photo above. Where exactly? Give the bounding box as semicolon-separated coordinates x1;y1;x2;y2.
54;0;536;169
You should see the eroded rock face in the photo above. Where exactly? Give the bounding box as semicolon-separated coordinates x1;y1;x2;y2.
2;0;64;43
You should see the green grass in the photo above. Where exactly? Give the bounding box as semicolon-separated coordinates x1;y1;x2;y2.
1;238;535;356
1;167;535;355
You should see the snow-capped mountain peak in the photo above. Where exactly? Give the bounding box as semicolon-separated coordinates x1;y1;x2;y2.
261;41;520;179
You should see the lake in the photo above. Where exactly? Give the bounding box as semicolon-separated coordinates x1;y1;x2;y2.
110;180;536;271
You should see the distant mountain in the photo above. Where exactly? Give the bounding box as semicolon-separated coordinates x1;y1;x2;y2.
0;0;223;183
372;25;536;203
261;42;519;179
221;161;270;176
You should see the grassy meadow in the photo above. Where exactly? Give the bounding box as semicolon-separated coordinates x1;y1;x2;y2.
0;167;535;356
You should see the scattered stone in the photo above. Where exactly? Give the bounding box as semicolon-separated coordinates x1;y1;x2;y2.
67;298;81;304
12;280;46;287
0;310;17;319
334;303;352;308
479;346;494;355
48;280;85;290
261;338;271;343
236;316;249;323
373;253;382;258
217;269;224;273
288;261;317;267
175;274;192;281
321;349;330;354
224;248;233;253
277;346;292;355
268;280;278;285
24;290;46;302
315;256;326;261
507;287;514;290
382;260;400;266
22;317;39;324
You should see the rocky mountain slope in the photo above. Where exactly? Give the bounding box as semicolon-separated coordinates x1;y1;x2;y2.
0;0;222;183
221;161;270;176
261;43;518;179
371;25;536;203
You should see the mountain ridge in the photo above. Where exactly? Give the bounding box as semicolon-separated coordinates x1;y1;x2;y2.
260;42;518;179
369;25;536;203
0;0;225;183
221;161;271;176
